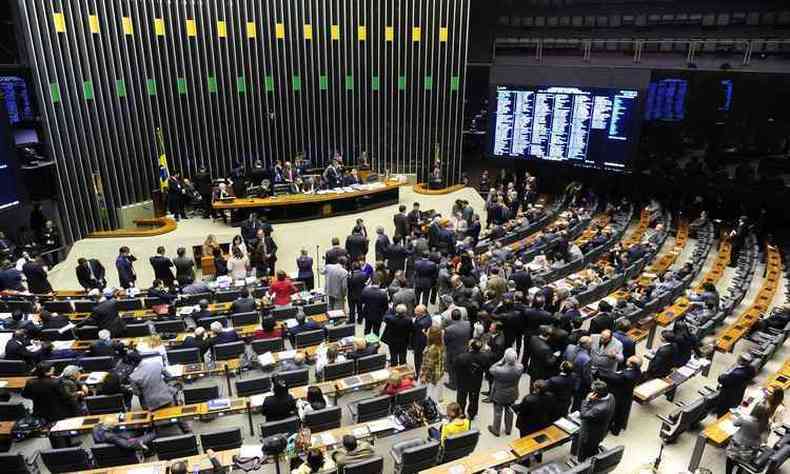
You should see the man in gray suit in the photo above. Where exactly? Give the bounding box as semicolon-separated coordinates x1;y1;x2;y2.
443;309;471;390
578;380;616;461
323;256;349;311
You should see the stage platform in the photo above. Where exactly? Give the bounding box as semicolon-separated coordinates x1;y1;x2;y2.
212;183;401;224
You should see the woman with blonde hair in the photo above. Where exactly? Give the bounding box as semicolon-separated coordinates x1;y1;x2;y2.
420;327;445;402
202;234;220;258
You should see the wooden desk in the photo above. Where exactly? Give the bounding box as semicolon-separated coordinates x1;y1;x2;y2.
77;448;240;474
0;421;15;441
422;449;517;474
510;424;571;458
87;218;177;239
213;184;400;224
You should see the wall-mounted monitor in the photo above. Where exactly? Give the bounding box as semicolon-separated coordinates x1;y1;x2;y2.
0;76;34;125
488;84;640;172
644;78;687;121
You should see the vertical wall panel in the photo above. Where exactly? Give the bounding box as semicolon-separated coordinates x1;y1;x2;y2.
17;0;470;242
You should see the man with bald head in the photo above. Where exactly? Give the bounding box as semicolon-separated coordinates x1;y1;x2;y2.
382;304;414;366
590;329;623;372
411;305;432;376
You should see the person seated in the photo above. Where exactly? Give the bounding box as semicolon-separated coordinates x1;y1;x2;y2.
261;378;297;421
332;434;375;469
39;310;70;330
21;362;75;423
59;365;89;417
92;416;156;452
270;270;297;306
316;343;347;379
429;402;470;445
193;299;212;321
5;329;50;366
148;279;178;304
254;316;284;340
279;352;308;373
231;288;257;313
297;386;329;419
293;448;336;474
346;337;378;360
381;373;415;395
90;329;126;358
210;321;240;345
288;312;322;340
170;450;224;474
2;309;39;333
180;279;211;295
181;326;213;357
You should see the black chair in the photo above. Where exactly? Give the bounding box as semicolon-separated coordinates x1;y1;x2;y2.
75;325;99;340
214;290;241;303
91;443;141;468
278;368;309;387
152;434;199;461
73;300;98;313
124;323;151;337
116;298;143;311
0;453;36;474
323;360;355;381
303;302;327;316
356;353;387;374
179;293;214;306
144;297;168;308
79;356;115;371
166;348;202;365
0;359;28;377
344;456;384;474
197;316;228;330
213;341;246;361
393;385;427;407
0;402;27;421
235;376;272;397
43;300;73;313
272;306;298;320
350;395;392;423
154;320;187;334
327;324;355;342
230;311;259;326
391;439;440;474
39;328;73;341
295;329;325;348
200;427;243;452
251;338;284;354
40;447;92;473
86;394;126;415
48;358;77;374
260;416;300;438
440;429;480;463
303;406;342;433
591;445;625;473
183;385;220;405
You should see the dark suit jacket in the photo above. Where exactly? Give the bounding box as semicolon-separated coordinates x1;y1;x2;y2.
345;234;369;261
613;331;636;362
76;259;106;289
589;312;615;334
22;262;52;294
325;246;348;265
149;255;175;285
375;235;391;262
386;244;409;273
644;342;677;380
511;270;532;294
22;376;76;422
4;337;47;365
393;213;410;239
348;271;369;301
231;298;257;314
455;351;490;392
360;286;388;324
717;365;757;413
444;321;471;356
116;255;136;288
527;336;558;381
545;373;575;418
382;314;413;348
515;392;555;434
87;299;126;337
414;259;438;289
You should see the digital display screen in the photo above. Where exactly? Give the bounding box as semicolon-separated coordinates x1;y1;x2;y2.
489;85;640;172
719;79;734;111
0;76;34;125
644;78;687;121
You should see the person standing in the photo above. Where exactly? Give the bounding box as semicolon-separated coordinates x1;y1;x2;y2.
545;361;576;421
347;261;369;324
325;237;348;265
577;380;616;461
21;362;74;423
455;339;489;421
382;304;413;366
116;246;137;289
420;327;445;403
597;355;642;435
149;246;175;288
76;257;106;290
270;270;297;306
323;257;349;312
345;228;369;262
414;252;438;306
296;249;315;291
411;305;432;377
374;226;390;264
359;277;388;335
487;348;522;437
167;174;187;220
725;403;770;474
393;205;410;240
173;247;195;286
259;229;278;277
227;247;249;280
22;258;52;294
386;235;410;276
717;354;757;417
527;326;558;390
514;379;555;438
443;310;471;391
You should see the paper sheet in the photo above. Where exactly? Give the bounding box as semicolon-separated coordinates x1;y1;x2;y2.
240;444;263;458
278;350;297;360
57;322;76;334
721;418;739;435
352;427;369;438
52;340;75;350
0;381;7;388
165;364;184;377
258;352;275;366
493;450;510;461
327;309;345;319
284;319;298;329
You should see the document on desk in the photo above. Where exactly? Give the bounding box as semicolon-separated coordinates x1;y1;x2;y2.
367;417;396;433
492;450;511;461
57;322;76;334
449;465;469;474
284;318;299;329
0;381;7;388
85;372;106;384
327;309;345;319
634;378;671;399
555;417;580;434
352;426;369;438
258;352;275;366
278;350;297;360
52;340;75;351
677;366;696;378
248;393;272;407
312;432;337;447
720;418;739;435
370;369;390;381
165;364;184;377
240;444;264;458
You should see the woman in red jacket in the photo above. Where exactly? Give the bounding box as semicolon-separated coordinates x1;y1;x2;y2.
270;270;297;306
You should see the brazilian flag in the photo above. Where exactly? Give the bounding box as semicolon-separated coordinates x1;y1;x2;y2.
156;127;169;191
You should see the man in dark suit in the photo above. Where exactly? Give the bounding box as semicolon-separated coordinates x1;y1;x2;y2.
455;339;490;421
149;246;175;287
386;236;409;275
4;330;50;366
374;226;390;263
443;309;471;390
578;381;616;461
167;174;187;220
325;237;348;265
407;203;422;234
436;225;456;256
589;300;615;334
22;258;52;294
193;167;212;217
173;247;195;286
510;262;532;294
382;304;413;366
345;229;369;262
644;330;678;381
76;257;106;291
716;354;757;416
393;205;410;239
115;246;137;289
411;305;432;376
192;299;213;322
347;262;369;325
323;160;342;189
413;252;438;306
40;310;69;330
514;379;555;439
613;320;636;365
241;214;261;247
231;288;257;314
83;290;127;337
527;325;558;389
360;279;389;336
597;355;642;435
259;230;278;276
